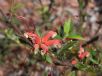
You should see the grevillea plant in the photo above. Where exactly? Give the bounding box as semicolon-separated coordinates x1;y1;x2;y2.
0;1;102;76
1;15;102;76
20;17;101;73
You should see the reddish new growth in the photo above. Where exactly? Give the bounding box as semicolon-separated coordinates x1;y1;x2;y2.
78;46;90;59
24;31;61;55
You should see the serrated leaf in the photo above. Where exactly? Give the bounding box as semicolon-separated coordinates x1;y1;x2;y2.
45;55;52;63
64;19;71;35
67;33;84;40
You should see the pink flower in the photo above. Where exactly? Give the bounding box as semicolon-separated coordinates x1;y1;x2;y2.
24;31;61;54
78;53;85;59
84;51;90;57
78;46;84;54
78;46;90;59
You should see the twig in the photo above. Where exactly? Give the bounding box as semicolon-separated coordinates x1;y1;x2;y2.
0;9;21;34
48;0;54;11
0;9;33;47
82;35;99;47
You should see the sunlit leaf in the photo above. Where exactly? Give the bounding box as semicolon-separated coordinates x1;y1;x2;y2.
64;19;71;36
67;33;84;40
42;6;49;14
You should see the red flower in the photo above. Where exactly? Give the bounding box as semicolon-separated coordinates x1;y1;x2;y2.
71;59;77;65
24;31;61;54
78;46;90;59
78;53;85;59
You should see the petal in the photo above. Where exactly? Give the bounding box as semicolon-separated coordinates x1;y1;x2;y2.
34;44;39;54
24;32;41;44
84;51;90;57
71;59;77;65
24;32;29;38
78;51;90;59
42;31;57;43
40;44;48;54
34;34;41;44
78;52;87;60
78;53;85;59
78;46;84;54
34;44;39;49
45;40;61;46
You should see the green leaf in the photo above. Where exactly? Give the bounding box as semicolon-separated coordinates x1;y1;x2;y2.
42;6;49;14
4;29;19;43
69;71;76;76
57;42;69;54
45;55;52;63
36;28;42;37
90;57;99;64
78;0;84;9
59;26;64;38
75;63;95;72
54;34;62;39
90;50;96;56
11;17;20;25
64;19;71;36
67;33;84;40
75;63;87;71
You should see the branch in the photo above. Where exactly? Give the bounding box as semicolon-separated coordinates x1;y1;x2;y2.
82;35;99;47
0;9;33;47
